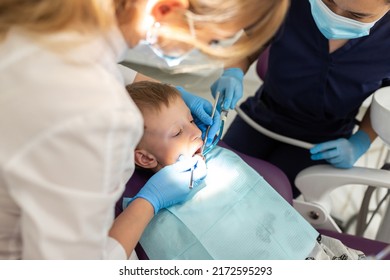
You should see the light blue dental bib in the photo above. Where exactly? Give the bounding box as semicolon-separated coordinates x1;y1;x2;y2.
140;147;319;259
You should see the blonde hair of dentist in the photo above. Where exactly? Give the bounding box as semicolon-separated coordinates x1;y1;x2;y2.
0;0;289;64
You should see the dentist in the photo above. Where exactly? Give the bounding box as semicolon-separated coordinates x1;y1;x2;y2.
0;0;288;259
218;0;390;197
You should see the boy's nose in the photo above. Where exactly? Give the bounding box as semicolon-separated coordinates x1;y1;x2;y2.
191;131;202;141
190;126;202;141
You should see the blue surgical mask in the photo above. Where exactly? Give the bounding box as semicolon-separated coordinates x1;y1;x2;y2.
309;0;378;39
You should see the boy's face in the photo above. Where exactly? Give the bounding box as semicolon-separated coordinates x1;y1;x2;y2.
135;96;204;172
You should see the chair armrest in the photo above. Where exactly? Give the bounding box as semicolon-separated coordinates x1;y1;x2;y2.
295;164;390;204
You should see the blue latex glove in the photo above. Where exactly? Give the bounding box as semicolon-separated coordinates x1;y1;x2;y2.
177;86;221;146
210;68;244;110
124;155;207;214
310;130;371;169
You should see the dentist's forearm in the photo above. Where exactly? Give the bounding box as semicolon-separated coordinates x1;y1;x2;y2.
109;198;154;258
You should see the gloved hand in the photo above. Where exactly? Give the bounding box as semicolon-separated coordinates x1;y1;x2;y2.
210;68;244;111
124;155;207;214
310;130;371;169
177;86;221;146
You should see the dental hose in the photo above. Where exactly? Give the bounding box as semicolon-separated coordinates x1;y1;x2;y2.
235;107;314;149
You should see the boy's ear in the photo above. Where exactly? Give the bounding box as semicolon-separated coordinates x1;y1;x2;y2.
151;0;189;21
134;149;158;169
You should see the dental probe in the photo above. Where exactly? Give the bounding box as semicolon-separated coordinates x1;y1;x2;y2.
189;166;194;189
200;91;220;155
190;92;220;189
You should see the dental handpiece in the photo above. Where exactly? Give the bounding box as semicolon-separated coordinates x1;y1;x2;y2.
189;166;194;189
200;91;220;155
190;92;220;189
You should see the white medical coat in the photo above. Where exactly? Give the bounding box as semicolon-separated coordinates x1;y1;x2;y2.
0;26;143;259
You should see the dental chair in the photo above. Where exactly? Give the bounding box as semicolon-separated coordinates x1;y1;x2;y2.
115;139;390;259
237;45;390;255
292;87;390;252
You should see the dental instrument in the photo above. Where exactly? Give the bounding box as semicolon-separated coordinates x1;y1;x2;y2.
201;109;229;156
189;91;222;189
189;166;194;189
200;91;220;155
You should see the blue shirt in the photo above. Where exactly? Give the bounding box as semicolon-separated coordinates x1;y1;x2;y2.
242;0;390;143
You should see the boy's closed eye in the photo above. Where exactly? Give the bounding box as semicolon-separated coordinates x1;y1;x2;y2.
173;129;183;137
172;117;197;137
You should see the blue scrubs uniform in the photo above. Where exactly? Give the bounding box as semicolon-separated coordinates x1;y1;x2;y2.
223;0;390;197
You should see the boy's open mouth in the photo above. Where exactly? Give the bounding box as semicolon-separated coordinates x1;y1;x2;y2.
193;143;203;157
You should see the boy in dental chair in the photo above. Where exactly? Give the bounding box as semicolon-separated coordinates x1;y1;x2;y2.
123;81;365;260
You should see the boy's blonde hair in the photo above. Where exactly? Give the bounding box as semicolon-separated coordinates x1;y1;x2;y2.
126;81;181;114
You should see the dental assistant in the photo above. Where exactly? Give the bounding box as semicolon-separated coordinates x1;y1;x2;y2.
0;0;288;259
215;0;390;197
